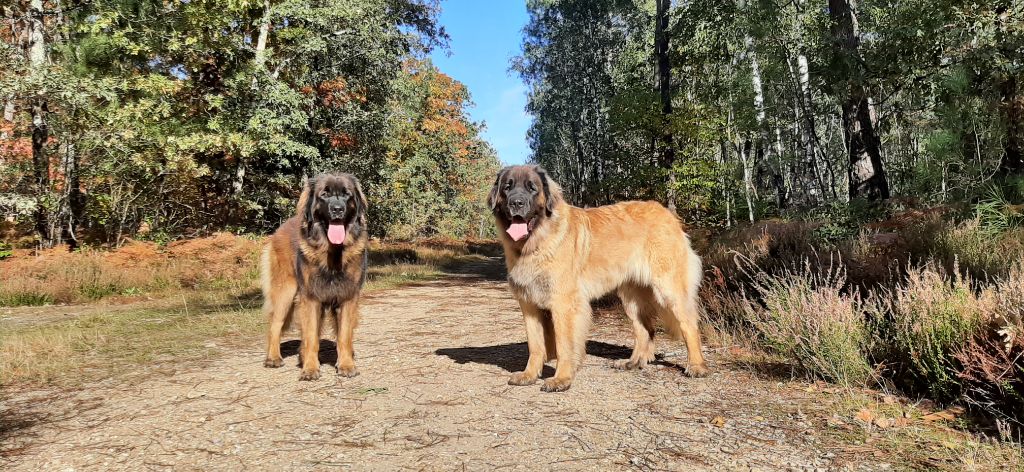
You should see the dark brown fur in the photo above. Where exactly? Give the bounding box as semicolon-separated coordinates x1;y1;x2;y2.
261;173;370;380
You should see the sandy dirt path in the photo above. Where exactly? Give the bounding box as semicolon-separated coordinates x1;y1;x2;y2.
1;259;889;471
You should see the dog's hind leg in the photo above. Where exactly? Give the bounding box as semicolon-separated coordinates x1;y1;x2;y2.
652;275;708;378
613;285;656;371
263;282;297;368
335;297;360;378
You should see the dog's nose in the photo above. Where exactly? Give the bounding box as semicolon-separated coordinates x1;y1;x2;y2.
330;203;344;214
509;197;525;211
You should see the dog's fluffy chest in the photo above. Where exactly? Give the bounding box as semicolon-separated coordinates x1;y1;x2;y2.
507;255;556;309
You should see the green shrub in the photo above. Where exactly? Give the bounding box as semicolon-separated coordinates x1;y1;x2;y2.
0;290;55;307
886;264;989;402
742;259;876;386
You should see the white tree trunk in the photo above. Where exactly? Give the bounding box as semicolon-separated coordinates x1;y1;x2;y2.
739;141;755;223
254;0;271;69
30;0;53;246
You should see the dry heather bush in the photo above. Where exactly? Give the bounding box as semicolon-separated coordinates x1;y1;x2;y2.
956;264;1024;437
0;234;264;306
700;213;1024;434
885;264;992;402
702;220;821;282
740;258;876;386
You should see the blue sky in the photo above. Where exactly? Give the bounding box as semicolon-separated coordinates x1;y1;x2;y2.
429;1;530;165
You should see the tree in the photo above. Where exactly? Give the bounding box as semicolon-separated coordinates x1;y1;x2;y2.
656;0;676;211
3;0;508;244
828;0;890;201
28;0;53;246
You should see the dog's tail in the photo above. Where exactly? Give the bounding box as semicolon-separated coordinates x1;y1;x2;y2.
259;244;273;300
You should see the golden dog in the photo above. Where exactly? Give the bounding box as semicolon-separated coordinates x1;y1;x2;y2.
489;165;708;392
261;173;369;381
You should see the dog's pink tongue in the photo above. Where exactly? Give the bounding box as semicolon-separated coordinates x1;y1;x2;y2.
327;224;347;245
506;223;529;241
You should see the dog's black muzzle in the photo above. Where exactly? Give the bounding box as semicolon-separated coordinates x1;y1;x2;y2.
326;195;349;222
506;190;533;220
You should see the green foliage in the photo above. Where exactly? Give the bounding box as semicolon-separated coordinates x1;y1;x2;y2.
373;59;499;239
516;0;1024;223
975;186;1024;234
2;0;499;243
0;242;12;260
807;199;887;245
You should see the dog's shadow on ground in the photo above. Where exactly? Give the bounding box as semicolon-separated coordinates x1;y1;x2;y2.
279;339;338;367
435;341;633;377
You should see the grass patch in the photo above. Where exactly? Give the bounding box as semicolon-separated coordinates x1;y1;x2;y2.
0;234;501;307
0;290;54;307
0;233;262;307
886;264;988;402
821;391;1024;471
366;263;444;290
0;293;264;387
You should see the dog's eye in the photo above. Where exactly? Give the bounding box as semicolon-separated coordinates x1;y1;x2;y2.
528;182;537;193
504;181;512;190
319;191;328;199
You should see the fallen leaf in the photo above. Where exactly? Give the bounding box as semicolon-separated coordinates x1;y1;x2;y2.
874;417;893;429
882;395;898;405
855;408;876;424
922;406;965;423
728;346;749;357
711;416;726;427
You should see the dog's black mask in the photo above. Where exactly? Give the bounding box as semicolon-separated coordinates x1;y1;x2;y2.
302;173;367;246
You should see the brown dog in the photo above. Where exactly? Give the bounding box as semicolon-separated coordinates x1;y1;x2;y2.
261;173;369;381
488;165;708;392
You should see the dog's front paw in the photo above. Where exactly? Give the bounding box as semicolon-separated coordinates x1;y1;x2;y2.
298;368;321;381
540;377;572;392
264;357;283;368
685;362;709;378
336;364;359;378
508;371;538;386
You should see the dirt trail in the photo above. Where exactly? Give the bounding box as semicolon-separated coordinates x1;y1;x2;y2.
1;258;890;471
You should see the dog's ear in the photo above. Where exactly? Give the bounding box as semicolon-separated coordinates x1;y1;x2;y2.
298;175;319;236
487;167;510;211
534;165;562;216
